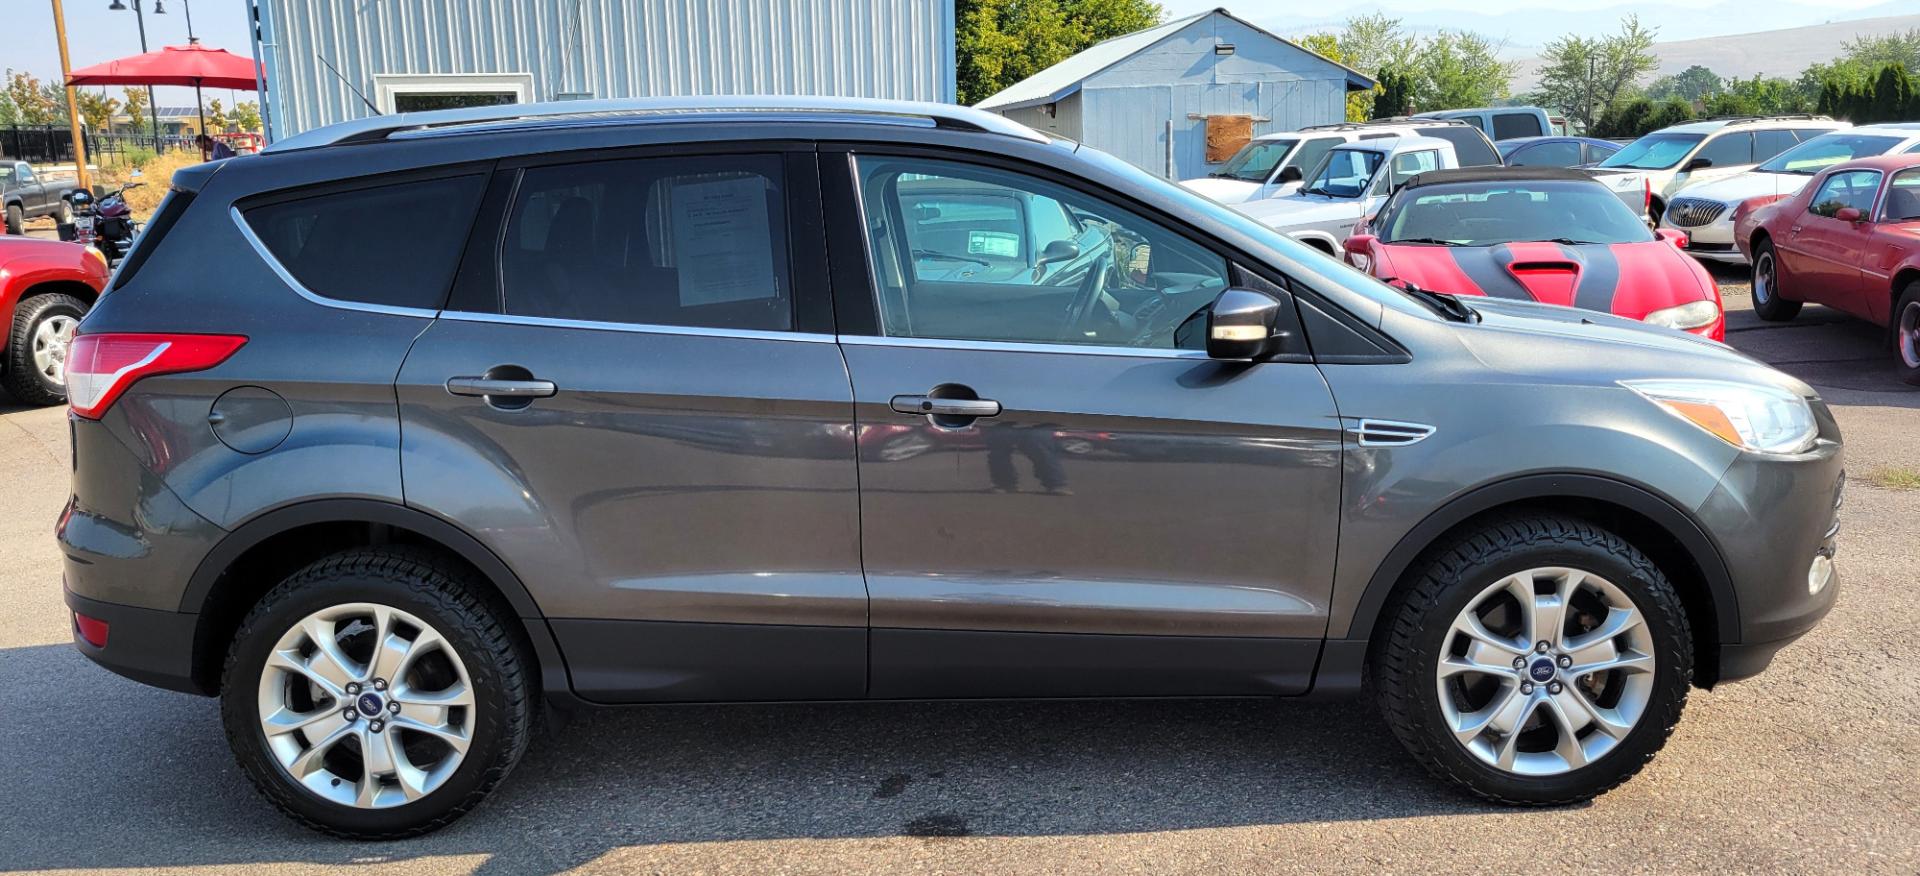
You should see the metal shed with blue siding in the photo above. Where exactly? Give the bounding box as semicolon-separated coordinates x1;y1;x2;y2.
246;0;956;140
975;8;1372;180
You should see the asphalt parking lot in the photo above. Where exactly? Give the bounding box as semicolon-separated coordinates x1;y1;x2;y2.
0;264;1915;874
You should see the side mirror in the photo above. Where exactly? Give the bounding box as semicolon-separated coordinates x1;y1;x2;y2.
1277;165;1304;184
1035;239;1080;269
1205;287;1294;361
1681;157;1711;173
1655;228;1689;248
1343;233;1377;255
1834;206;1864;223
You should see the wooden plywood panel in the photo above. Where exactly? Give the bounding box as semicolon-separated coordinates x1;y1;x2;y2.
1205;114;1254;163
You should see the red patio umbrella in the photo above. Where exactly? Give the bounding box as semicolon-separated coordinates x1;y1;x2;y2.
67;44;262;143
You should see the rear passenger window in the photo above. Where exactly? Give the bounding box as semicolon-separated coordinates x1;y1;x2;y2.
1754;130;1799;162
1492;113;1543;141
1694;133;1753;168
1508;141;1581;167
1420;126;1500;167
244;175;487;310
497;155;791;332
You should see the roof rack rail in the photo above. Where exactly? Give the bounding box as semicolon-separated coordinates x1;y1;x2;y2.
1699;113;1835;124
264;96;1050;153
1297;116;1475;132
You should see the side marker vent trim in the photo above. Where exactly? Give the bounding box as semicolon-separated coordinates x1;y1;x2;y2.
1350;419;1436;447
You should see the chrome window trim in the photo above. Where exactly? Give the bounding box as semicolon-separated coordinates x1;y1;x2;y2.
228;205;443;319
836;333;1214;359
438;309;835;344
1875;167;1920;223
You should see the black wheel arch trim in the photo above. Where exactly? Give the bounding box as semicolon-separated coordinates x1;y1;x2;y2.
1344;473;1740;647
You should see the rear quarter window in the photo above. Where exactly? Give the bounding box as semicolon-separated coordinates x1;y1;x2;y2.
241;174;488;310
1492;113;1543;141
1419;127;1501;167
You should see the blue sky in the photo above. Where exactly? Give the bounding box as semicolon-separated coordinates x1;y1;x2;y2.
8;0;1908;109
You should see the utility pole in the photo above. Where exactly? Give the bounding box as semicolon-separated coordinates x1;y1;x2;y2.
49;0;91;193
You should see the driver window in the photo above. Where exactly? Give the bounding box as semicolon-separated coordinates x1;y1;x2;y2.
855;156;1229;349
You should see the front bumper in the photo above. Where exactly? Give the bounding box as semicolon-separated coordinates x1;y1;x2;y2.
1664;214;1745;264
1696;424;1845;684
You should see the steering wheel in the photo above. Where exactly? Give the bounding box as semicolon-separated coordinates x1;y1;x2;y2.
1055;250;1114;342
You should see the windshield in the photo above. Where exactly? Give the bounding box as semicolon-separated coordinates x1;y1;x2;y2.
1598;132;1707;170
1380;180;1654;247
1758;133;1904;174
1068;142;1435;320
1303;148;1386;198
0;168;13;184
1497;140;1526;158
1215;139;1297;181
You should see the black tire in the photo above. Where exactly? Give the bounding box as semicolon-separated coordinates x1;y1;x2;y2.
3;292;88;406
1750;238;1802;322
3;204;22;235
220;547;535;839
1894;283;1920;387
53;198;72;225
1370;514;1693;806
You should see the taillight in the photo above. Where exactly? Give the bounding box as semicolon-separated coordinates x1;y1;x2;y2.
1644;177;1653;212
66;333;247;419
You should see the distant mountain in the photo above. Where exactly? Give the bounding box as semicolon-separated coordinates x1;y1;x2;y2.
1509;13;1920;93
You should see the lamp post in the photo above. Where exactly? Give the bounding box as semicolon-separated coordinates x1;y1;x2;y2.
107;0;166;150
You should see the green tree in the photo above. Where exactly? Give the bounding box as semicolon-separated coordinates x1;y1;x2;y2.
4;71;62;125
1591;97;1652;139
1299;32;1373;121
1410;30;1513;110
74;90;119;132
1299;15;1421;121
1647;96;1695;131
1871;64;1912;124
120;86;149;131
204;97;230;133
232;100;262;133
1841;28;1920;72
956;0;1164;105
1535;15;1660;131
1646;65;1722;102
1373;69;1415;118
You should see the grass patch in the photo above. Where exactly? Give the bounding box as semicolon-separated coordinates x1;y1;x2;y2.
1863;467;1920;491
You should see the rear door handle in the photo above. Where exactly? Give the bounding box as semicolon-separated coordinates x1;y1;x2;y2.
890;395;1002;418
446;377;557;399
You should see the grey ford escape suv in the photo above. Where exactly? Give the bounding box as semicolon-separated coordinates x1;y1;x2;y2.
61;98;1842;839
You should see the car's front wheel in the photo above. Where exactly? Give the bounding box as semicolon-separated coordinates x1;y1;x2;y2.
1750;239;1802;322
1893;282;1920;387
221;548;534;838
1371;515;1692;805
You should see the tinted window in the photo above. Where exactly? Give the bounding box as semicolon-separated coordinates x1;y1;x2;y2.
1284;137;1341;175
1693;132;1753;169
1884;169;1920;221
1492;112;1544;140
496;155;791;331
1807;170;1881;218
1507;141;1583;168
856;156;1228;349
1377;150;1440;195
1599;133;1706;170
1754;129;1800;162
1418;126;1500;166
244;174;487;310
1583;142;1619;164
1758;133;1904;174
1379;180;1653;247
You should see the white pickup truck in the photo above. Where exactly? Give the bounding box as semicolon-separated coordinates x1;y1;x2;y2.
1236;136;1460;254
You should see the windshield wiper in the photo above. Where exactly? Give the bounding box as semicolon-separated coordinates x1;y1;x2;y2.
1384;279;1479;322
1542;237;1607;246
1392;237;1463;246
913;249;990;267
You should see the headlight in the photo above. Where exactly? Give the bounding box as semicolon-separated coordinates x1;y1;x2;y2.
1642;300;1720;331
1623;379;1817;454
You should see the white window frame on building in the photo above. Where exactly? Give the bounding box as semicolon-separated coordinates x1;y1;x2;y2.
372;73;536;114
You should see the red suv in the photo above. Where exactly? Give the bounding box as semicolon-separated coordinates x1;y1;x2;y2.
0;236;108;405
1740;153;1920;384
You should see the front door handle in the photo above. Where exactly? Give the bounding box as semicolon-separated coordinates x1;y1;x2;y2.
446;377;558;399
890;395;1002;418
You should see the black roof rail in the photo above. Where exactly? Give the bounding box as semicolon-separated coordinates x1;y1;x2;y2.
1298;116;1476;132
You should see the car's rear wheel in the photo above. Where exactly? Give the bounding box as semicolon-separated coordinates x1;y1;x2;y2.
1895;283;1920;386
1750;239;1802;322
3;292;87;406
221;548;534;839
1371;515;1692;805
4;204;23;235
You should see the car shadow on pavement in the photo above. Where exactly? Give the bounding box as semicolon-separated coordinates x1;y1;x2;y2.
2;643;1499;873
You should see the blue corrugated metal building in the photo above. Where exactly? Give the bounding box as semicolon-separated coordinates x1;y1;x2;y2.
975;8;1372;180
247;0;956;140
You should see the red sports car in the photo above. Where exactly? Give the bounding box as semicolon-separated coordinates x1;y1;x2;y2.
0;235;108;405
1343;167;1724;341
1738;153;1920;384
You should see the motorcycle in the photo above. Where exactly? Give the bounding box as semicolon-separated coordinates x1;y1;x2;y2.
84;181;144;268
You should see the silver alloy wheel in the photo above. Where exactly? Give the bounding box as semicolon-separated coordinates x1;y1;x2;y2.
1435;567;1655;776
30;315;76;385
258;603;476;809
1899;299;1920;370
1753;251;1775;305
